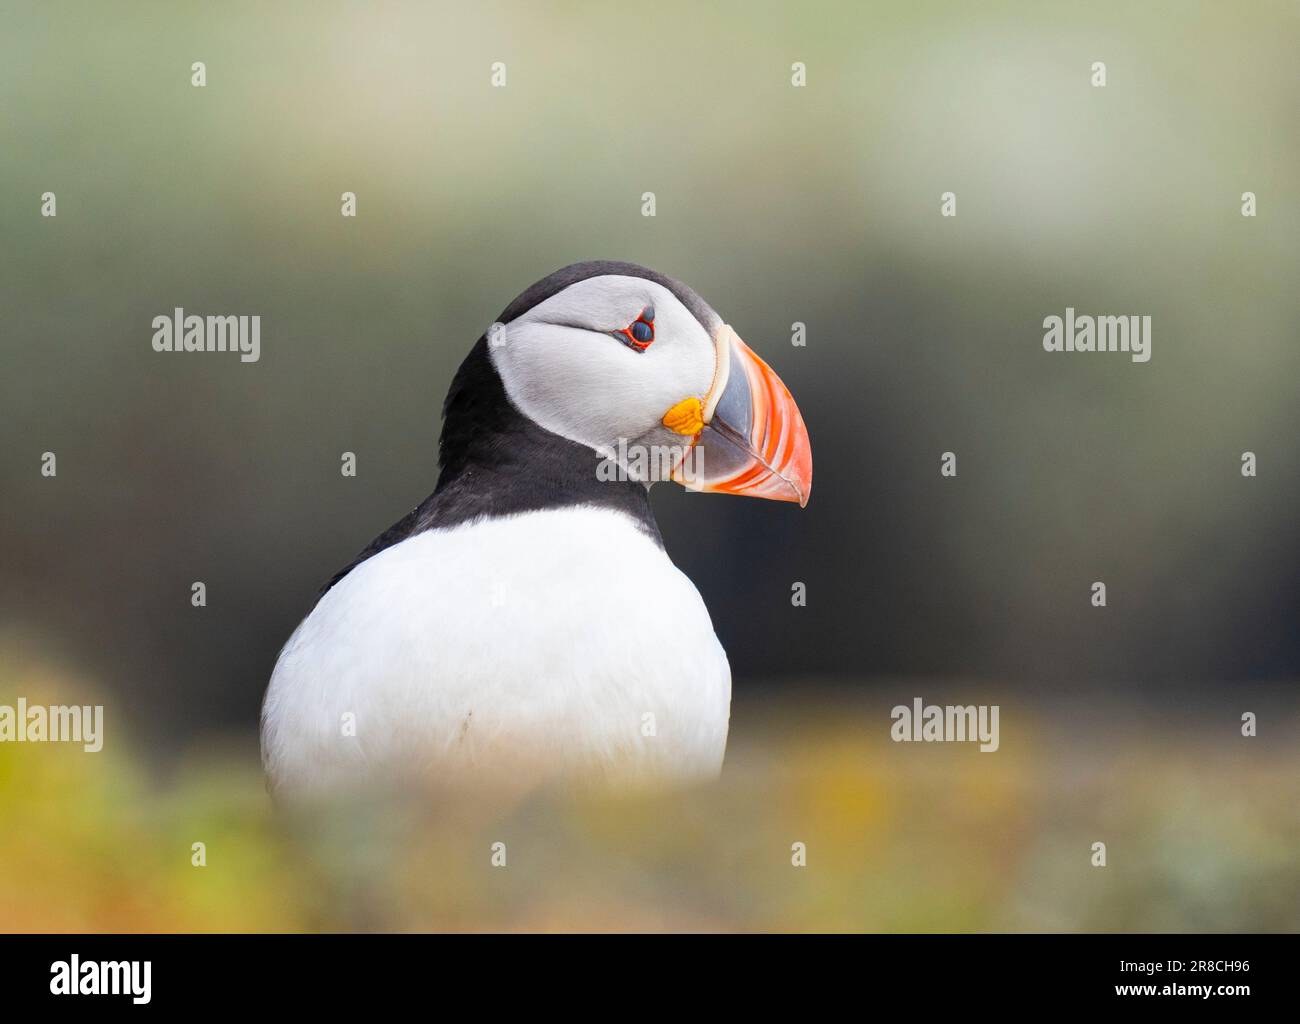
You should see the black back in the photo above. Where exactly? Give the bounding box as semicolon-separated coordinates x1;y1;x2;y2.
317;261;719;599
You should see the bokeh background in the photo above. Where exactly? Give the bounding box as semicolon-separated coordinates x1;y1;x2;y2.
1;0;1297;931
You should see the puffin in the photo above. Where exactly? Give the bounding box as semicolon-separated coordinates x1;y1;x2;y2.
260;261;811;797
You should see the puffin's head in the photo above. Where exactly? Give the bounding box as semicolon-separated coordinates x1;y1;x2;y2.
488;261;812;506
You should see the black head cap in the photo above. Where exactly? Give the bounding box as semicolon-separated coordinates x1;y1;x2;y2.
496;260;722;336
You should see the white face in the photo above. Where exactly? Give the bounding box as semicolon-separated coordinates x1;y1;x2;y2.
488;275;719;478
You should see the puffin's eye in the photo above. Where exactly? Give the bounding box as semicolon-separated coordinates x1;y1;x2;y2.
615;306;656;352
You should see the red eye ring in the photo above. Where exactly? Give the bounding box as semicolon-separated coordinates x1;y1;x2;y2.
616;306;655;351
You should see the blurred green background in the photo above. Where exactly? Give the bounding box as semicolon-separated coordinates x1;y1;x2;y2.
1;1;1297;931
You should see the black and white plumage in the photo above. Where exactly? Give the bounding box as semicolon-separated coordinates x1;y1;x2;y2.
261;261;811;797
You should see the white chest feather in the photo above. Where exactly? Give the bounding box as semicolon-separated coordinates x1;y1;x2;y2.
261;507;730;796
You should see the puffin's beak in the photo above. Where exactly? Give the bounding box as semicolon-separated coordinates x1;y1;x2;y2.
672;325;812;506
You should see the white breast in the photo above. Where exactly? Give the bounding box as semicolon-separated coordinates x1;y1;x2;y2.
261;507;731;797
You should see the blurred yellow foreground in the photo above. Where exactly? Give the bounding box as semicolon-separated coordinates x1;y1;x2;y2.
2;647;1296;933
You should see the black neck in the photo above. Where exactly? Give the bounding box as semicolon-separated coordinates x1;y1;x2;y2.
431;337;660;534
320;338;661;598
